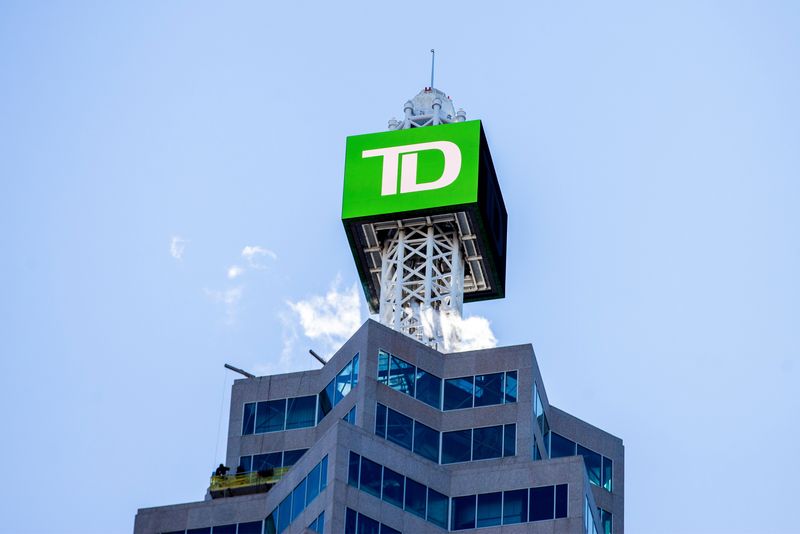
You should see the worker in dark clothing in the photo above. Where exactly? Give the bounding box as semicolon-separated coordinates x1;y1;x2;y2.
214;463;230;477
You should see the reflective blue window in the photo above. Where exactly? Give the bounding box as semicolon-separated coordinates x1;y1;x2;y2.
239;455;252;473
320;455;328;489
415;369;441;409
578;444;602;486
550;432;576;458
378;350;390;384
352;354;359;386
306;463;321;504
472;425;503;460
264;514;276;534
309;511;324;534
444;376;473;410
242;402;256;435
291;479;306;522
602;457;613;492
382;466;404;507
375;403;387;438
504;370;518;403
386;408;413;450
343;404;356;424
427;487;449;529
502;489;528;524
442;429;472;464
360;457;382;498
257;399;286;433
164;530;185;534
600;508;612;534
286;395;316;429
452;495;477;530
188;529;210;534
212;525;235;534
504;424;516;457
335;360;354;403
282;449;307;467
253;452;281;472
474;373;503;407
477;492;502;527
389;356;415;396
379;525;400;534
357;513;379;534
348;452;360;487
530;486;555;521
404;477;427;519
413;420;440;462
555;484;568;518
317;379;334;423
345;508;357;534
277;495;291;533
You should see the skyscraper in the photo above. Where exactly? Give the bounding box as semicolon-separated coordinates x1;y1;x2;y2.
134;87;624;534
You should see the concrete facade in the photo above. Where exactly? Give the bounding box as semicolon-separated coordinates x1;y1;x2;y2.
134;320;624;534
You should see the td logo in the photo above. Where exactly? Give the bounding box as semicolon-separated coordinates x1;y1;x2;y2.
362;141;462;196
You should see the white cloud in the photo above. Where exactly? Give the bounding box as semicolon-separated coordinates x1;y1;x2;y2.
170;236;187;260
204;286;244;324
440;313;498;353
241;245;277;268
227;265;244;279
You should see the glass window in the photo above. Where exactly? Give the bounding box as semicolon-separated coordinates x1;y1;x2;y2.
165;531;186;534
452;495;476;530
504;370;518;403
317;379;335;423
277;495;291;533
550;432;576;458
238;522;262;534
473;425;503;460
375;403;387;438
602;457;613;492
357;513;379;534
345;508;357;534
265;514;276;534
343;404;356;424
291;478;306;521
413;420;440;462
313;511;325;534
386;408;413;450
415;369;442;409
427;488;449;529
600;508;612;534
555;483;568;518
477;492;502;527
335;360;354;404
348;451;360;487
530;485;555;521
474;373;504;407
578;444;602;486
188;529;211;534
242;402;256;435
286;395;316;429
404;477;427;519
320;455;328;489
360;457;382;498
212;525;236;534
257;399;286;433
282;449;307;467
306;463;321;504
389;356;415;396
380;525;400;534
239;455;252;473
504;424;516;457
503;489;528;524
378;350;390;384
442;429;472;464
253;452;282;472
382;466;404;508
351;353;359;386
444;376;473;410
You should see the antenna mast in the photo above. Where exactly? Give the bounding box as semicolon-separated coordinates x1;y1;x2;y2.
430;49;435;88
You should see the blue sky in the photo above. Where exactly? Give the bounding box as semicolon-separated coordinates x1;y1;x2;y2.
1;1;798;533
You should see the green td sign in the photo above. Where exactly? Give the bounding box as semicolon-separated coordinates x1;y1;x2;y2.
342;120;482;220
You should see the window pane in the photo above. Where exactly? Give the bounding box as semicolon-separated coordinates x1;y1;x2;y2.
317;380;335;423
404;477;427;519
282;449;307;467
360;457;382;498
315;512;325;534
473;425;503;460
306;463;321;504
345;508;357;534
375;403;387;438
382;466;405;508
212;525;236;534
389;356;415;396
578;444;602;486
357;514;379;534
239;455;252;473
335;360;353;404
477;492;502;527
474;373;503;407
602;457;613;492
550;432;576;458
442;429;472;464
600;508;612;534
504;370;518;403
253;452;282;473
188;529;211;534
504;424;516;457
444;376;473;410
555;483;568;518
378;350;390;384
387;408;413;450
286;395;316;429
413;420;440;462
348;451;360;487
380;525;400;534
291;478;306;521
427;488;449;529
265;514;276;534
415;369;442;409
256;399;286;433
452;495;476;530
502;489;528;524
320;455;328;489
277;495;291;533
242;402;256;435
530;485;555;521
238;521;262;534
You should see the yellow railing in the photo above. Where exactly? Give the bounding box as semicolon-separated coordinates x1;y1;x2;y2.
210;467;290;491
